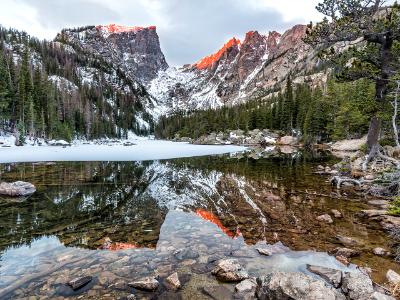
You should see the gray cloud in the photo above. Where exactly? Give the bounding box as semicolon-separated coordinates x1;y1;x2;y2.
17;0;121;29
151;0;296;65
15;0;303;66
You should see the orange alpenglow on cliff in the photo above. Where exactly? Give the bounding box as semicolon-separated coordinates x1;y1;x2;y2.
196;208;241;238
195;38;241;70
96;24;157;33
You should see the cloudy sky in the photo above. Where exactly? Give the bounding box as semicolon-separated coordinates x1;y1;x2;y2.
1;0;323;65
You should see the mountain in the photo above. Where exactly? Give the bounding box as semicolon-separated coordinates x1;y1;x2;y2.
149;24;323;113
0;25;161;141
56;24;168;86
0;22;331;141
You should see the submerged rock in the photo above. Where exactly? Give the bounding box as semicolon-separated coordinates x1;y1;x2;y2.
256;248;272;256
256;272;345;300
165;272;181;290
316;214;334;224
386;269;400;285
67;276;93;291
128;277;159;291
202;285;233;300
372;247;390;257
331;209;343;218
335;235;360;247
0;181;36;197
211;259;249;282
306;264;342;288
330;247;361;258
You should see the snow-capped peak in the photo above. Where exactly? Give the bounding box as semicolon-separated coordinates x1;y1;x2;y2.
96;24;157;34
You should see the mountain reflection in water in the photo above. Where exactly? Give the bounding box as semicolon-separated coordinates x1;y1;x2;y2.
0;151;399;289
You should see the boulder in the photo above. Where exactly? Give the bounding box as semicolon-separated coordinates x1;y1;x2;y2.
235;278;257;299
165;272;181;290
316;214;333;224
386;269;400;285
277;136;298;146
306;265;342;288
0;181;36;197
235;278;257;293
211;259;249;282
331;136;367;152
128;277;159;291
341;272;374;300
256;272;346;300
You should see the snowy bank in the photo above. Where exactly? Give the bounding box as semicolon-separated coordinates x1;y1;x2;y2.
0;140;246;163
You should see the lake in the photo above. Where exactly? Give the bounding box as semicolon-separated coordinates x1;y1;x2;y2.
0;145;398;299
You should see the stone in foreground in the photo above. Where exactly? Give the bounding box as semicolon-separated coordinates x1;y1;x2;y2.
256;272;345;300
235;278;257;299
211;259;249;282
165;272;181;290
67;276;92;290
128;277;159;291
386;269;400;285
306;264;342;288
341;272;374;300
0;181;36;197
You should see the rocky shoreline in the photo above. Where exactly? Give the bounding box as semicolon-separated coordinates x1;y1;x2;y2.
47;257;398;300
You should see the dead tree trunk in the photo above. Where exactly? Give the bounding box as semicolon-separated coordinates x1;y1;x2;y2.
392;81;400;147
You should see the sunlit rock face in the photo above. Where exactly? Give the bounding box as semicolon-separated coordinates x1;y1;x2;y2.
149;24;316;112
57;24;168;85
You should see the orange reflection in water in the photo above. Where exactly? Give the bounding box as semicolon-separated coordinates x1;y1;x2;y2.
196;209;241;238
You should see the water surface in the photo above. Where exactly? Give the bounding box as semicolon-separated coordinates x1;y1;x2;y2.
0;151;398;299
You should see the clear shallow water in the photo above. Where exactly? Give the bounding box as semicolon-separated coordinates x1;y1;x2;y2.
0;151;398;299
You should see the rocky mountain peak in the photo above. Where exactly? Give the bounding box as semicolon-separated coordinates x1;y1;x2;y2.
194;37;241;70
96;24;157;35
274;24;307;56
56;24;168;85
266;31;281;54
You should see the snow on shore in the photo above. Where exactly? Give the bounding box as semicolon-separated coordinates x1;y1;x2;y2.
0;140;246;163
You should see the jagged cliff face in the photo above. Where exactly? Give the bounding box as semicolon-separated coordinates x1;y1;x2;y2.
54;23;321;119
56;24;168;85
149;24;319;112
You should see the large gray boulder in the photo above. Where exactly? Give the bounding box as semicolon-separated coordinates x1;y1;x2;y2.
341;272;374;300
306;265;342;288
211;259;249;282
256;272;346;300
0;181;36;197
